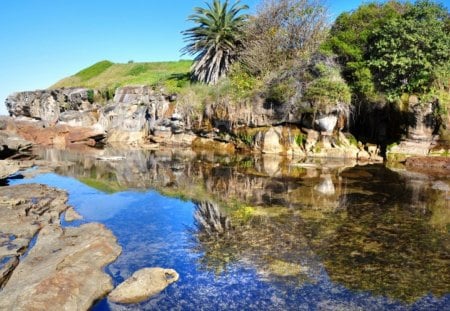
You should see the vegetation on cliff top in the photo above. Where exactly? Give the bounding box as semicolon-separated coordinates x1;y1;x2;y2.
51;59;192;93
51;0;449;126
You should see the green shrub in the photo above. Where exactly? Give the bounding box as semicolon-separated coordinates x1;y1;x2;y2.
228;65;262;100
237;131;255;146
303;77;351;111
266;77;297;104
295;133;305;147
87;89;94;103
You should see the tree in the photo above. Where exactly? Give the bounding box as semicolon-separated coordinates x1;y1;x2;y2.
241;0;328;76
368;1;450;97
181;0;249;85
327;1;406;100
327;0;450;102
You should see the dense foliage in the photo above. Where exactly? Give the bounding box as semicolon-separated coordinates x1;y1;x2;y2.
181;0;249;85
327;0;450;104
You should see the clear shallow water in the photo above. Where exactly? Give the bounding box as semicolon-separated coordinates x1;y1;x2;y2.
9;148;450;310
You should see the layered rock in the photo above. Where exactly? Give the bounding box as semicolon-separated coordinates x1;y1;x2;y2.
388;97;443;160
5;88;101;126
0;183;121;310
4;86;384;160
5;118;105;147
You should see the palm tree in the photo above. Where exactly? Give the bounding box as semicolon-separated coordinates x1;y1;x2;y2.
182;0;249;85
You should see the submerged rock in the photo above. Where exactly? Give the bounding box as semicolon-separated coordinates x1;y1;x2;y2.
108;267;179;304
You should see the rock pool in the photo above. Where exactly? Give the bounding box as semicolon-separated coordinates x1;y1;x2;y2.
9;148;450;310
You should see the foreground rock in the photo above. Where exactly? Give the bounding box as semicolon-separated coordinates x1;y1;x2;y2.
108;268;179;304
0;160;20;180
0;123;33;159
64;207;83;222
0;184;121;310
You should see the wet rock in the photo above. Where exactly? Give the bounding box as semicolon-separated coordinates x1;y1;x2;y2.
192;138;235;154
64;207;83;222
0;223;121;311
108;267;179;304
0;184;69;243
0;183;121;310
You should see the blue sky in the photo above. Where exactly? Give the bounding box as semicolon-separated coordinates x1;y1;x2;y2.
0;0;448;115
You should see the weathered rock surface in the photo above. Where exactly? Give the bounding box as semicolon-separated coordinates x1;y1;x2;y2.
0;223;121;311
407;101;438;141
0;123;33;159
5;118;105;147
0;160;20;180
0;183;122;310
262;127;284;154
58;110;98;127
108;267;179;304
5;88;100;126
64;207;83;222
4;86;385;160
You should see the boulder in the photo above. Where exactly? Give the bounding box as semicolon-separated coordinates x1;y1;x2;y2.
5;88;99;126
108;267;179;304
314;114;338;133
5;90;60;125
262;127;284;154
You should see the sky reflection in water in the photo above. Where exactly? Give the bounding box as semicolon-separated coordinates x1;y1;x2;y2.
9;150;450;310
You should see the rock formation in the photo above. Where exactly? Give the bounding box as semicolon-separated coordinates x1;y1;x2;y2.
3;85;386;160
108;267;179;304
0;183;121;310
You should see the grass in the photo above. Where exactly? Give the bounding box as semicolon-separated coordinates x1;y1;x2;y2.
51;59;192;93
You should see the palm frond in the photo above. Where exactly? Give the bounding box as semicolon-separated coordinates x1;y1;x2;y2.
181;0;249;84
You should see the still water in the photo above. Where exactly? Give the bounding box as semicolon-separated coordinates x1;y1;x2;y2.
10;147;450;310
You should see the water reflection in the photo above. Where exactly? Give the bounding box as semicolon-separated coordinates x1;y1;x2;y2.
29;147;450;308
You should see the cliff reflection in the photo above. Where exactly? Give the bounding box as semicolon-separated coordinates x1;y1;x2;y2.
33;147;450;302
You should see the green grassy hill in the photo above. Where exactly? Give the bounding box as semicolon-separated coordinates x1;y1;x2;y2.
51;60;192;93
